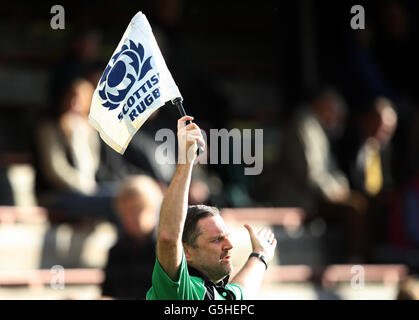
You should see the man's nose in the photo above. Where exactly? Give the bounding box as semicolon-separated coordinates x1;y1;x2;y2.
223;237;233;250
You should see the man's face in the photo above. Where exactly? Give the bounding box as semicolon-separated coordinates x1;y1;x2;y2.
184;215;234;283
118;196;156;239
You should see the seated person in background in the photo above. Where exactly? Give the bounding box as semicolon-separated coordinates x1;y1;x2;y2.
339;97;398;252
102;175;163;299
341;97;398;198
273;86;369;262
35;78;118;223
273;86;350;209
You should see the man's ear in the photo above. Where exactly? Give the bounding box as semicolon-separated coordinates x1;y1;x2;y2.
182;242;193;263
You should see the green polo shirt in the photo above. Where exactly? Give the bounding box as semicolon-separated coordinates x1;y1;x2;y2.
146;252;245;300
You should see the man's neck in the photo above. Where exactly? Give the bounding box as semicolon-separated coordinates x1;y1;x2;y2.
187;264;228;285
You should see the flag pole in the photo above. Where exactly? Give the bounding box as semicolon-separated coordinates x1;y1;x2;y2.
172;97;204;155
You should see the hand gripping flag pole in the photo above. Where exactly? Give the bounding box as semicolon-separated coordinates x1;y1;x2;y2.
172;97;204;155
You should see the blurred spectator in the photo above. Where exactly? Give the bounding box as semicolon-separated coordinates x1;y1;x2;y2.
339;97;398;255
101;175;163;299
273;86;369;262
273;86;350;209
340;97;398;197
34;78;118;223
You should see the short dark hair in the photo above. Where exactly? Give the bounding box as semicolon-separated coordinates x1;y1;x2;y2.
182;205;220;247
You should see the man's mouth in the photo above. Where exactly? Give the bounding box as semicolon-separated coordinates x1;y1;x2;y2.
221;254;231;261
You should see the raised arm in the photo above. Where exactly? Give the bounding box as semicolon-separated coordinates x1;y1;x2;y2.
156;116;205;281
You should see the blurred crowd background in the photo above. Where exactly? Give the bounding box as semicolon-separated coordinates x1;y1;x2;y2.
0;0;419;299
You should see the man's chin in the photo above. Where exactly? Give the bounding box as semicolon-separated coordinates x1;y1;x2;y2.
210;265;233;284
222;262;233;275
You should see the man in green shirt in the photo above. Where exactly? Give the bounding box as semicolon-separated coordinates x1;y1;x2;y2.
146;116;277;300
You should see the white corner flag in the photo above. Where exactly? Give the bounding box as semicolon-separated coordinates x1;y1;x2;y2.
89;11;182;154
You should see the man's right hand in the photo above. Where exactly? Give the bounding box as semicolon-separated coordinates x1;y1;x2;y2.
177;116;206;164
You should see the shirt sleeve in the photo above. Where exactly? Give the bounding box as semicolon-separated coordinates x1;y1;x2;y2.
147;251;201;300
227;283;246;300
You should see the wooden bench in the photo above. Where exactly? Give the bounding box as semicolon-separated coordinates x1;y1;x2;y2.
221;207;306;230
321;264;409;287
263;264;409;287
0;268;104;287
0;206;48;224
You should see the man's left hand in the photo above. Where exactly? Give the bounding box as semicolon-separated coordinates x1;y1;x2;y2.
244;224;277;263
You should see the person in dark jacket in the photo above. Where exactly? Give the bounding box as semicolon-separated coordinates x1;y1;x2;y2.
101;175;163;299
